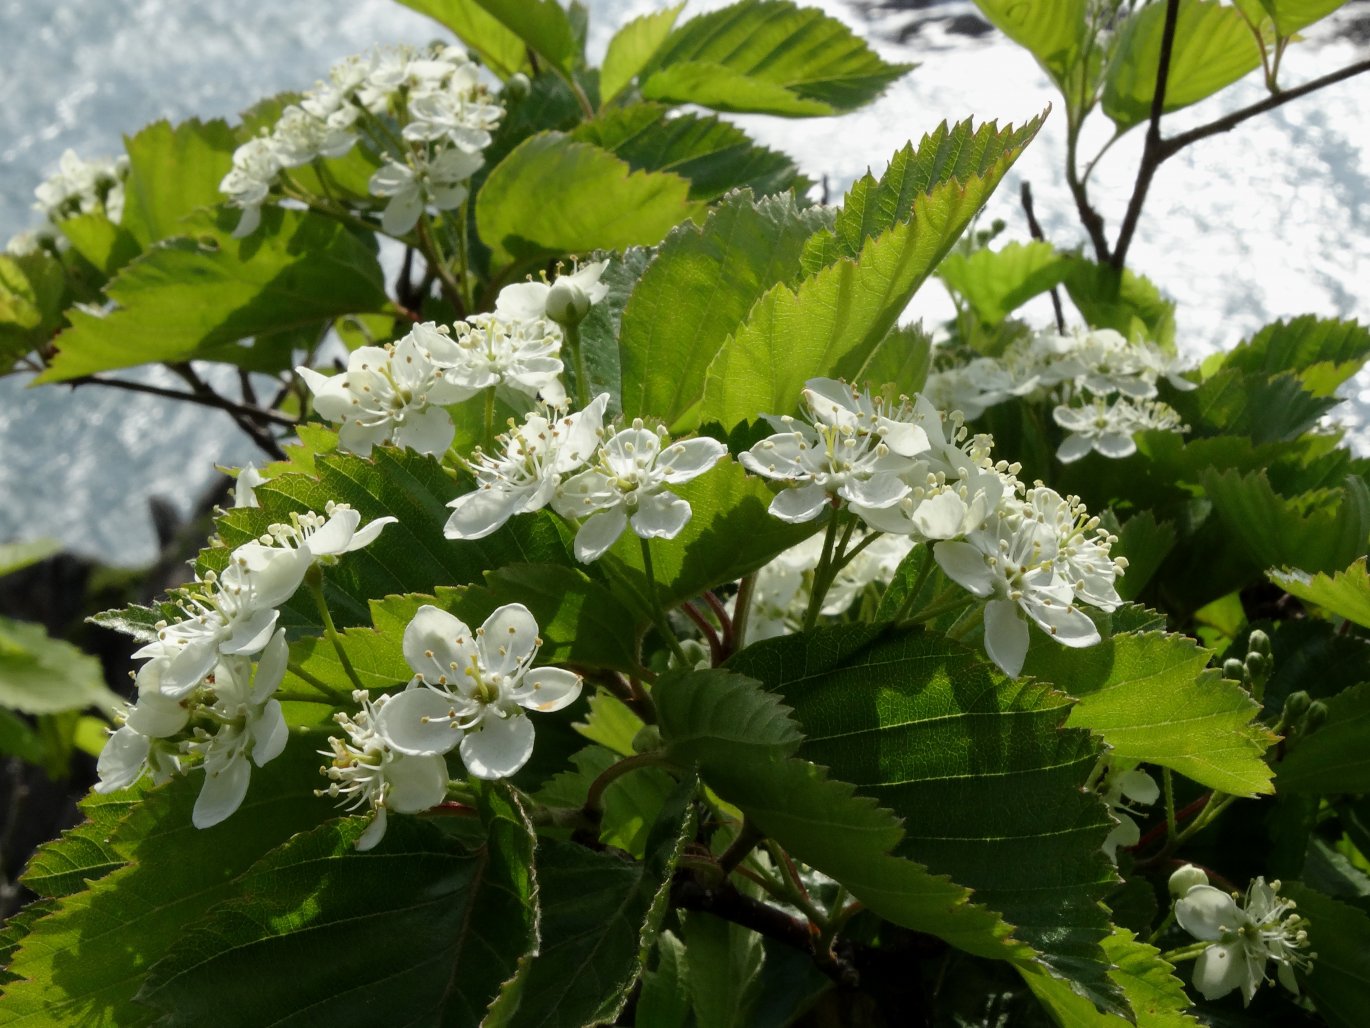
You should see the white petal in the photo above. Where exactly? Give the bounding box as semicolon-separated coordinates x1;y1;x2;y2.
657;438;727;483
909;492;968;540
222;605;280;657
346;516;398;555
512;667;583;712
384;752;449;812
1176;886;1242;942
841;473;908;510
192;756;252;828
1095;432;1138;459
304;507;362;557
95;727;150;793
125;691;189;739
769;482;830;523
631;493;691;540
1025;596;1100;649
575;507;628;562
933;541;995;598
338;418;390;457
1102;812;1139;861
1192;940;1248;1002
381;189;424;236
983;599;1029;679
445;486;525;540
478;604;540;677
495;281;551;320
404;605;478;683
356;807;389;851
394;404;456;456
250;699;289;766
234;546;309;608
459;714;536;779
374;688;465;756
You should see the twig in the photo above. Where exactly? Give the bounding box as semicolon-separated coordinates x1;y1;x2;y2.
1019;182;1066;334
680;600;723;666
66;373;297;427
169;364;287;460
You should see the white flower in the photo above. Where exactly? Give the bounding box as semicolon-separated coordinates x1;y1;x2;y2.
551;421;727;562
1025;487;1126;611
495;260;610;326
220;136;281;238
318;690;449;851
269;103;357;168
438;313;566;403
740;379;929;524
233;462;264;508
403;82;502;153
34;149;127;223
94;725;182;793
368;145;483;236
1052;396;1187;463
1096;764;1158;862
1175;878;1314;1004
297;325;474;456
375;604;582;780
187;629;291;828
445;394;608;540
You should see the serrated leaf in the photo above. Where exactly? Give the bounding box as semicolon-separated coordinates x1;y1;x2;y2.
468;0;579;79
601;5;685;105
1272;557;1370;629
87;603;167;645
476;132;705;272
0;616;120;716
578;245;651;415
395;0;532;79
641;0;911;115
652;665;1033;966
617;189;831;427
1112;511;1177;601
571;105;803;201
655;668;803;769
1282;883;1370;1028
20;792;141;899
35;208;388;382
1103;0;1263;132
1021;614;1275;796
938;240;1072;325
118;118;237;247
1170;366;1332;442
972;0;1089;89
1277;681;1370;794
1219;316;1370;398
0;746;333;1027
729;627;1122;1009
699;117;1042;431
0;253;66;372
679;911;764;1028
141;785;536;1027
57;213;141;277
0;539;61;578
493;776;695;1027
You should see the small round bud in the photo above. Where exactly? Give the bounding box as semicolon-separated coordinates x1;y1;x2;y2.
545;279;593;327
1169;864;1209;897
632;724;662;754
1248;629;1271;659
1306;701;1328;731
1284;691;1312;720
504;72;531;101
1222;657;1248;683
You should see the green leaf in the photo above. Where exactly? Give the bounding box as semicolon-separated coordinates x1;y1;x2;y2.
0;709;45;764
1277;681;1370;794
578;244;651;414
468;0;580;79
395;0;532;79
700;116;1044;431
0;539;61;578
1102;0;1264;132
1272;557;1370;629
679;911;764;1028
118;119;237;247
571;104;803;201
142;786;536;1026
1170;366;1332;442
641;0;911;115
652;665;1033;967
0;253;66;372
35;208;388;382
601;5;685;105
1204;468;1370;575
1263;0;1349;34
0;616;120;716
972;0;1089;89
1218;316;1370;398
1021;614;1275;796
1061;258;1176;346
494;776;695;1027
1021;927;1198;1026
19;792;141;899
476;132;705;272
618;189;830;426
1282;883;1370;1028
729;627;1122;1008
1111;511;1177;601
637;931;691;1028
0;746;334;1026
57;213;141;277
939;240;1072;326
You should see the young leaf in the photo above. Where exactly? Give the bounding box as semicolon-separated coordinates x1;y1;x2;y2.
971;0;1089;91
118;118;237;247
0;253;66;373
640;0;912;115
0;615;120;716
140;787;537;1026
57;212;141;277
1102;0;1263;132
35;208;388;382
395;0;532;80
938;240;1073;326
1217;316;1370;398
600;5;686;105
1021;613;1276;796
475;132;705;273
1277;681;1370;794
1271;557;1370;630
617;189;831;427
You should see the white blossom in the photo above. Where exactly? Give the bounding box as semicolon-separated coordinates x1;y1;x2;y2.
439;313;566;403
368;145;483;236
269;103;357;168
220;136;281;238
1096;764;1158;862
496;260;610;326
34;149;128;224
375;604;582;780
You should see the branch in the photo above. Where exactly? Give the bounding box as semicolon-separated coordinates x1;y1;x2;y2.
169;364;289;460
66;372;297;427
1110;0;1181;270
1018;182;1066;333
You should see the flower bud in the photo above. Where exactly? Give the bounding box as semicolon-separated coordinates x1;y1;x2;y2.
1306;700;1328;731
1169;864;1209;897
545;278;593;327
632;724;662;754
1222;657;1248;683
1247;629;1271;659
504;72;530;101
1284;690;1312;720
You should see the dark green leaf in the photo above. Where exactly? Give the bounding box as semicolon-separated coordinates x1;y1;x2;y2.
1282;883;1370;1028
1219;316;1370;398
1278;681;1370;794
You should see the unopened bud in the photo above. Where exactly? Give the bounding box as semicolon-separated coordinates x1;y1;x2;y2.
1222;657;1248;683
545;279;593;327
1169;864;1209;897
1306;701;1328;731
1248;629;1271;659
1284;691;1312;720
504;72;530;101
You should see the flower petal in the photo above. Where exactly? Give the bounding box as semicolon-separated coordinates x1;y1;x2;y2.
478;604;540;678
192;756;252;829
983;598;1029;678
1192;940;1248;1002
384;752;449;813
95;727;150;793
394;404;456;456
657;437;727;483
933;541;994;598
511;667;583;712
630;493;692;541
1176;885;1242;942
445;485;526;540
459;714;536;779
250;699;289;766
574;507;628;562
304;506;362;557
769;482;829;523
375;688;466;756
356;806;389;851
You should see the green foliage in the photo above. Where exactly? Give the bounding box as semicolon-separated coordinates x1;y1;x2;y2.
1282;884;1370;1028
939;240;1072;326
119;119;236;247
57;213;141;277
0;615;119;717
1217;316;1370;398
396;0;532;79
971;0;1088;91
600;5;685;105
1270;557;1370;629
1277;682;1370;794
0;253;66;373
0;540;61;578
466;0;581;80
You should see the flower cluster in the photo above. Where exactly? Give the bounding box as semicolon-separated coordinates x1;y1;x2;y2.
1172;868;1315;1004
6;149;130;256
96;502;394;827
221;43;502;237
923;325;1193;462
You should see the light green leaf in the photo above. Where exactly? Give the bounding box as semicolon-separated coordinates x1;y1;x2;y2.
395;0;532;79
571;104;803;201
1061;258;1176;347
641;0;912;115
939;240;1072;325
0;616;119;717
729;628;1122;1009
1103;0;1264;132
19;791;141;899
700;117;1044;431
601;4;685;105
1277;681;1370;794
1251;0;1349;34
467;0;580;79
0;539;61;578
35;208;388;382
118;119;237;247
0;253;65;373
141;785;536;1026
1170;366;1332;443
1021;613;1275;796
1272;557;1370;629
1282;883;1370;1028
476;132;705;272
57;213;141;277
0;709;45;764
972;0;1089;89
1217;316;1370;398
617;189;831;426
